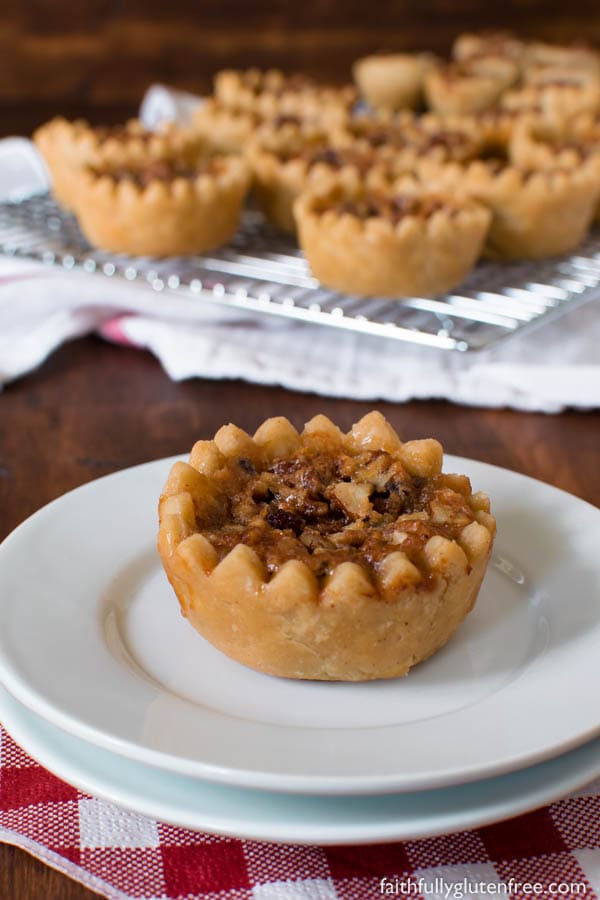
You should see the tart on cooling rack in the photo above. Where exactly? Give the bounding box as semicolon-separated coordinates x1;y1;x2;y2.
293;182;491;298
331;112;483;167
352;52;438;112
158;412;496;681
214;68;356;124
510;119;600;223
500;80;600;128
420;156;600;261
424;57;519;116
524;41;600;77
476;107;544;157
510;117;600;171
452;31;527;66
246;118;378;233
33;117;193;211
72;151;250;257
190;98;261;154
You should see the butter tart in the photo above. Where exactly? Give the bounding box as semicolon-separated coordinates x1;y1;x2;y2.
332;112;482;167
420;157;600;260
510;119;600;223
246;120;377;233
477;107;544;156
524;41;600;78
452;31;526;66
33;117;191;211
522;64;600;89
294;182;491;297
214;68;356;124
72;152;250;257
190;98;261;154
158;412;496;681
352;52;438;112
500;80;600;127
510;118;600;171
424;57;519;116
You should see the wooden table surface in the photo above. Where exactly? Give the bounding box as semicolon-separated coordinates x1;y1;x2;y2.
1;335;599;898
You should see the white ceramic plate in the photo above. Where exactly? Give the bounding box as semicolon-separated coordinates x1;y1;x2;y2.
0;456;599;796
2;684;600;845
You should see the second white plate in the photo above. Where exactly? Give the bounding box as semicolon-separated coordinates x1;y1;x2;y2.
0;455;599;794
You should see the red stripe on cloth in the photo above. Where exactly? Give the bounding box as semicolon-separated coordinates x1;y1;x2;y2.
100;316;137;347
48;844;82;866
0;765;79;811
160;840;251;897
479;808;569;861
325;842;413;878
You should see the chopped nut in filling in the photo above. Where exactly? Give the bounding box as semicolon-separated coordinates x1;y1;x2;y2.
198;440;477;580
95;157;223;188
332;193;447;224
341;119;476;160
303;146;375;175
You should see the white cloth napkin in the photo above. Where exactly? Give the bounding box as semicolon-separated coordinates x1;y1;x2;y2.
1;86;599;412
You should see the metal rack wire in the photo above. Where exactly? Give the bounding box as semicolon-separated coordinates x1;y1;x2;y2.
1;191;599;351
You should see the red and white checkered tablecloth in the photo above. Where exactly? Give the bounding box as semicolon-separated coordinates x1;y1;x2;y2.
2;725;600;900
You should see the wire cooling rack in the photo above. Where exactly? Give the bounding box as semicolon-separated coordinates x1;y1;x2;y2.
1;191;599;352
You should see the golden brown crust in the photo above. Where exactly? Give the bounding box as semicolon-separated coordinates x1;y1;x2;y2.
352;53;438;112
477;107;544;154
420;157;600;260
157;412;496;681
190;98;260;154
72;153;250;257
33;117;194;211
330;112;483;169
524;41;600;77
510;120;600;224
424;57;519;116
521;63;600;90
500;81;600;128
246;120;379;233
214;68;356;124
510;118;600;169
294;182;491;298
452;31;527;66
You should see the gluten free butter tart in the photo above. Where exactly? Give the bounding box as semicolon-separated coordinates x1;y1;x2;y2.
157;413;495;681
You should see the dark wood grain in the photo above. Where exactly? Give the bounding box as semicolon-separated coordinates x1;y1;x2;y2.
1;0;600;135
0;337;599;898
0;845;102;900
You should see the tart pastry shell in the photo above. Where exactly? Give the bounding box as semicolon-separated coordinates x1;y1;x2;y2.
158;413;496;681
353;54;436;112
294;186;491;298
191;99;259;154
247;140;372;234
424;61;517;117
72;156;249;257
33;117;192;211
422;158;600;260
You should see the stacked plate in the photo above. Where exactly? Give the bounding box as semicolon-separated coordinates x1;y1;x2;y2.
0;455;599;845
